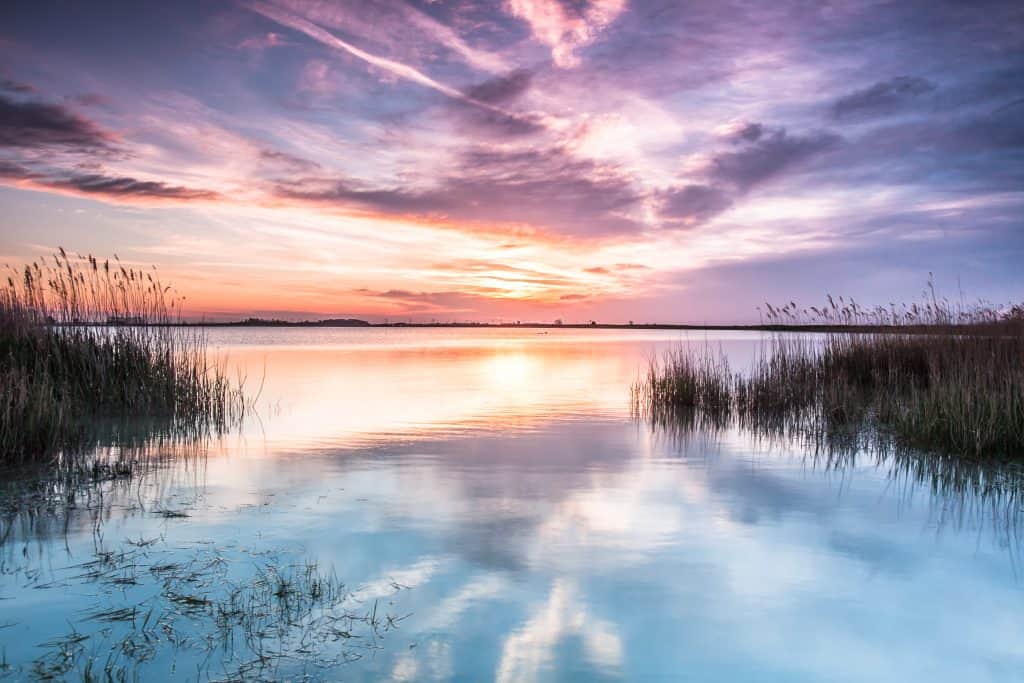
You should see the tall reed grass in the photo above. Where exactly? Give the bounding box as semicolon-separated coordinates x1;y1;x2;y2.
634;291;1024;460
1;249;245;461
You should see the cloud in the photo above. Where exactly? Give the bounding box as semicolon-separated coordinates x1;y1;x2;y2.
465;70;534;105
1;0;1021;321
275;145;644;237
238;31;289;50
651;122;843;229
0;93;114;150
401;2;510;74
832;76;937;120
247;1;470;99
504;0;627;68
0;160;37;180
453;70;544;138
805;96;1024;194
431;259;575;286
250;4;542;136
656;213;1024;323
47;173;221;200
257;0;509;75
353;288;503;314
656;124;841;229
708;127;841;191
658;184;733;227
456;107;547;138
258;147;321;172
718;121;764;144
297;59;336;96
584;263;648;274
70;93;108;108
0;162;220;202
1;78;34;94
245;1;517;118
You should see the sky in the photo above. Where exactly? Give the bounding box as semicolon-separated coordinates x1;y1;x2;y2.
0;0;1021;323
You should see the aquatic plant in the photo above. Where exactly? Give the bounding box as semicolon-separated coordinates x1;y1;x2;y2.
1;434;407;681
17;543;403;681
635;290;1024;461
0;249;246;461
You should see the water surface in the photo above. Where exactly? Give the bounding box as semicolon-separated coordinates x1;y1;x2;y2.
1;328;1022;681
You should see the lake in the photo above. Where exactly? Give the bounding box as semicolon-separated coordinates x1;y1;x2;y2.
1;328;1022;681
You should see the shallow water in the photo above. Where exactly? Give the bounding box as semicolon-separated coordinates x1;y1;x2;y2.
1;328;1022;681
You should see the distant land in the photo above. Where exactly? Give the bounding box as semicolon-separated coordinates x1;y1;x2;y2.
94;317;1001;335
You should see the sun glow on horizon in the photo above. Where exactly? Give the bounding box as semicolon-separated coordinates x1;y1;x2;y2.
0;0;1020;322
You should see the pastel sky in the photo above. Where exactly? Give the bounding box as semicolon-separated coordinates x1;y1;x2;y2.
1;0;1021;322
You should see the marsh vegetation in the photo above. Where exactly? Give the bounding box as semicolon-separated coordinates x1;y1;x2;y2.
0;431;408;682
1;249;247;462
634;291;1024;461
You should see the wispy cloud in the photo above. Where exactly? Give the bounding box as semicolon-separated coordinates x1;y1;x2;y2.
832;76;937;120
47;173;222;201
272;145;645;238
237;31;289;51
245;1;520;118
0;0;1021;320
0;78;35;94
0;163;221;203
257;0;510;75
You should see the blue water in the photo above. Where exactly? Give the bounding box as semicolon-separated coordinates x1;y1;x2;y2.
1;328;1021;681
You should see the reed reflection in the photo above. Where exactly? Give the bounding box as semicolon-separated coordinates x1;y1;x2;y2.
636;400;1024;551
0;418;220;550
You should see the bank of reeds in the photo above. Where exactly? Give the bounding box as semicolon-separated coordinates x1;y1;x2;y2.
1;249;245;461
634;292;1024;461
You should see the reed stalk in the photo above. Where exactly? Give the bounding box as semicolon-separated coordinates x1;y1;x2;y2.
635;291;1024;461
0;249;245;461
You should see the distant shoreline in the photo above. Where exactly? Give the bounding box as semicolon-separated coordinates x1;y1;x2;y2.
78;319;996;334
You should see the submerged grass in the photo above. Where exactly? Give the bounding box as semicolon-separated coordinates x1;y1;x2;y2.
1;249;246;462
634;293;1024;461
1;438;406;681
18;544;402;682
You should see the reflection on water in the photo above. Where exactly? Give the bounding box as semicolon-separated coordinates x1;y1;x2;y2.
1;328;1023;681
640;398;1024;552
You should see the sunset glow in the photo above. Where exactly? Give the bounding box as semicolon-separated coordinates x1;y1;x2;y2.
1;1;1021;321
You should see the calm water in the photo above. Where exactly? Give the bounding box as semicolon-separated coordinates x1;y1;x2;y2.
2;328;1023;681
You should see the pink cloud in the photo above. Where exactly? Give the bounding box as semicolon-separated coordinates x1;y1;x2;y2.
504;0;626;68
238;31;288;50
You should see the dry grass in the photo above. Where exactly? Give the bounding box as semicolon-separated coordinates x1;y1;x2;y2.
634;289;1024;461
1;249;246;461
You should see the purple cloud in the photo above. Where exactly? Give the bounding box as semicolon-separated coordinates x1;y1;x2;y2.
0;161;220;202
655;124;841;229
1;78;35;94
832;76;937;120
275;145;645;237
465;70;534;104
658;184;734;228
0;93;114;150
708;127;841;191
47;173;221;200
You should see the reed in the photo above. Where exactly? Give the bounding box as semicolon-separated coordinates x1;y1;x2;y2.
634;291;1024;461
0;248;245;461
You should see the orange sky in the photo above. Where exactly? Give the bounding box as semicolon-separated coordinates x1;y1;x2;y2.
1;0;1021;322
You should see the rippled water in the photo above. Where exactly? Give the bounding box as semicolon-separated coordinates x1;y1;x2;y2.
1;328;1022;681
